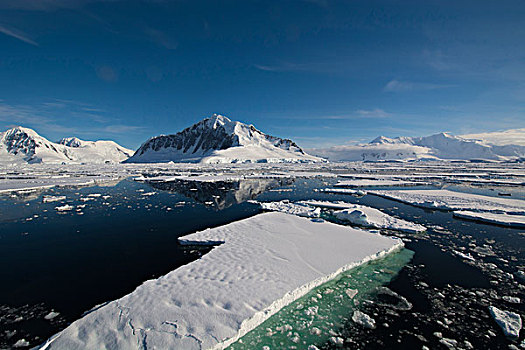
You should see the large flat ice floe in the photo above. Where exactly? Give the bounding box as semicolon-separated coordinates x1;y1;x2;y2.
369;189;525;215
40;212;402;350
335;179;428;187
453;211;525;228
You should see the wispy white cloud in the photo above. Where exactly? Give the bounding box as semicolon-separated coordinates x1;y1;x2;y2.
384;79;453;92
0;24;38;46
354;109;391;118
144;26;178;50
101;124;147;134
274;109;392;120
0;101;148;142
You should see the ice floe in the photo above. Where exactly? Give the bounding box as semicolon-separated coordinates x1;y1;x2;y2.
488;306;522;337
257;200;425;233
40;212;402;349
320;188;366;196
453;211;525;228
258;200;321;218
42;195;66;203
333;207;426;233
335;179;428;187
369;189;525;214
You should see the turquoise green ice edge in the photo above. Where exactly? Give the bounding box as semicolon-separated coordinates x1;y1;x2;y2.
228;248;414;350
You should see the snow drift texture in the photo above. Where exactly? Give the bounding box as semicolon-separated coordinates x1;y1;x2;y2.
126;114;323;164
0;127;133;164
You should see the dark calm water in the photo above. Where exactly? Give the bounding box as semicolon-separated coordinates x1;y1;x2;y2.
0;178;523;349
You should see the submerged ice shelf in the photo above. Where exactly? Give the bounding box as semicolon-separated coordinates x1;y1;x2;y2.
40;212;402;349
227;249;414;349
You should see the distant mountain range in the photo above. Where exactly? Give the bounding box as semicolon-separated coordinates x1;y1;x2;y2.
309;131;525;162
125;114;323;164
1;118;523;164
0;126;133;164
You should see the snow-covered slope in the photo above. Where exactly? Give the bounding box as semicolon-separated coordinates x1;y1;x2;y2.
0;126;133;164
461;128;525;146
309;131;525;162
125;114;323;164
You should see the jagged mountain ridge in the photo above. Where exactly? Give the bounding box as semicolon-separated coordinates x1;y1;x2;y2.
0;126;134;164
126;114;322;163
309;131;525;162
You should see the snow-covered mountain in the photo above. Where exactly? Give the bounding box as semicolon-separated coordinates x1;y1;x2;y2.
460;128;525;146
126;114;323;163
309;131;525;162
0;126;134;164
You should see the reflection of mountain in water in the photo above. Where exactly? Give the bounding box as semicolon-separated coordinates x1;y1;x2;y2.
147;178;294;210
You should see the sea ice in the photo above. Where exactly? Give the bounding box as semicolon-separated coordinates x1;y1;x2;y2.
333;207;426;233
258;200;321;218
453;211;525;228
40;212;401;350
262;200;426;233
369;189;525;214
54;205;73;212
351;310;376;329
489;306;522;337
42;196;66;203
335;179;428;187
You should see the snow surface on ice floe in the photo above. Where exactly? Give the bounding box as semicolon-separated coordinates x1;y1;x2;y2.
40;212;402;350
258;200;321;218
369;189;525;214
300;200;426;233
258;200;425;233
453;211;525;228
333;207;425;233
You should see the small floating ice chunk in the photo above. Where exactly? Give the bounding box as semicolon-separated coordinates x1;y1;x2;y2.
330;336;344;345
351;310;376;329
141;192;156;196
489;306;522;337
305;306;318;316
13;339;30;348
43;195;66;203
453;250;475;261
502;296;521;304
345;289;358;299
439;338;458;349
55;204;73;211
44;311;60;320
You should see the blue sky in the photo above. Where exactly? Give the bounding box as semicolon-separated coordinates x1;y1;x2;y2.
0;0;524;149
